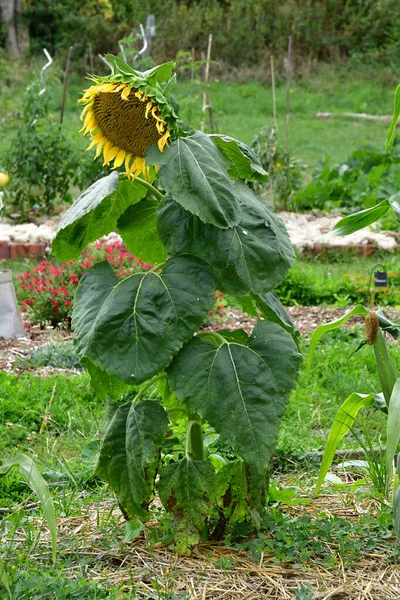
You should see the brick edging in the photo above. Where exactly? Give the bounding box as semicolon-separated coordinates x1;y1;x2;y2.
0;242;49;260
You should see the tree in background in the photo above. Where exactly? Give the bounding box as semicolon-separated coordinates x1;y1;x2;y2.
0;0;28;58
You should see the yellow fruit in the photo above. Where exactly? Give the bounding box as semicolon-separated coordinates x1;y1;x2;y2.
0;172;9;187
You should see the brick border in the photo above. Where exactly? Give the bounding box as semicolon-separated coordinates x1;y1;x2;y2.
0;242;48;260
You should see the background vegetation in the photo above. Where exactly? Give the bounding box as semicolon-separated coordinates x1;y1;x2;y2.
2;0;400;76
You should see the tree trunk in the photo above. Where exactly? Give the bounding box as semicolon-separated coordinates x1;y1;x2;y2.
0;0;22;58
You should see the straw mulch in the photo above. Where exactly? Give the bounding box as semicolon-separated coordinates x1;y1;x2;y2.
27;491;399;600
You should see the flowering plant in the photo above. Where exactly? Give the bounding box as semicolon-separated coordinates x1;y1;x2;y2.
52;56;301;554
17;239;152;327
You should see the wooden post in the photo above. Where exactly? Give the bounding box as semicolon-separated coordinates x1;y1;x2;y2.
270;55;278;133
59;46;73;128
201;34;214;132
284;36;293;153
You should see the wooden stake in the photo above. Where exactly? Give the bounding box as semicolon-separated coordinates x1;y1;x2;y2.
60;46;73;128
270;55;278;133
201;34;214;132
284;36;292;153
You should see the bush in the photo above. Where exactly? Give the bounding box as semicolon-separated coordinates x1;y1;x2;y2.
2;75;110;222
293;137;400;214
251;126;305;210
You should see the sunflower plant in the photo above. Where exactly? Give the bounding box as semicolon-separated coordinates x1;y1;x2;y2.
52;55;301;554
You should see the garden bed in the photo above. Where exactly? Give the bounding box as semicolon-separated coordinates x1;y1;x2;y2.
22;489;399;600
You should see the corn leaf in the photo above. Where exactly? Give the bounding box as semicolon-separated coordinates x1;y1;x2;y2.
314;393;375;496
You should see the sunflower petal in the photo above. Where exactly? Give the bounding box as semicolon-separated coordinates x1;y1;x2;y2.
121;86;131;101
113;148;126;169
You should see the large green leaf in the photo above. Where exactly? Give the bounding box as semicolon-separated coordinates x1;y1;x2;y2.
314;392;375;495
52;174;148;261
146;131;242;229
386;84;400;149
72;261;118;356
74;256;214;384
158;457;216;554
386;379;400;487
209;134;269;182
157;183;294;295
0;455;57;564
82;357;129;401
168;321;301;470
96;400;169;520
254;291;299;342
117;198;167;264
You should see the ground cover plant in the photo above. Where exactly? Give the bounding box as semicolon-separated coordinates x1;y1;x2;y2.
47;54;305;555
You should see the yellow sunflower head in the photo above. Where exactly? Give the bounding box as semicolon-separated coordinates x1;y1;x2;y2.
79;55;178;180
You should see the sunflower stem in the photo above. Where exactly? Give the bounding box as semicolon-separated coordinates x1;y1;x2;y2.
135;177;164;201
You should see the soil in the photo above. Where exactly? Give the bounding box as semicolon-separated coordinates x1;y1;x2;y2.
2;306;399;374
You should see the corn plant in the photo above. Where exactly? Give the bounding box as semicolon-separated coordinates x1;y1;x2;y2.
309;83;400;537
51;56;301;553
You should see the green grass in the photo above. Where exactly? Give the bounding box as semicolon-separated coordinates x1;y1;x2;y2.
0;63;395;175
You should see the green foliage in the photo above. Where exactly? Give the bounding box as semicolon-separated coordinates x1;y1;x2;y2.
18;0;400;74
51;55;301;554
293;138;400;214
1;76;108;221
0;455;57;564
250;126;305;209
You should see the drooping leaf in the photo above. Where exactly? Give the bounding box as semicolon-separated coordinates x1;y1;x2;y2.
157;183;294;295
234;296;258;317
118;198;167;264
168;321;301;470
158;457;216;554
52;174;148;261
324;200;391;238
0;455;57;564
72;261;118;357
96;400;169;520
254;291;299;342
386;84;400;149
74;256;214;384
82;357;129;401
308;305;369;368
105;54;141;77
376;309;400;341
314;392;375;495
209;134;269;182
143;61;175;83
216;460;269;526
146;131;242;228
386;379;400;486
